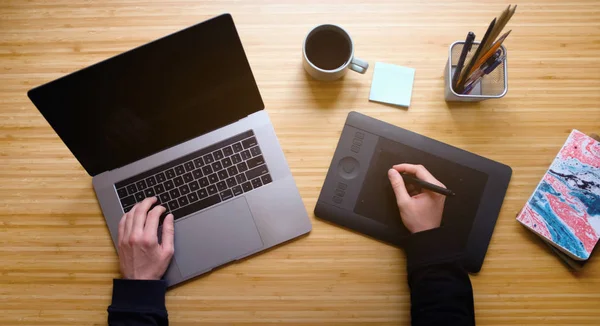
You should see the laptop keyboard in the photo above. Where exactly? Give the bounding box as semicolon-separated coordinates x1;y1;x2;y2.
114;130;272;224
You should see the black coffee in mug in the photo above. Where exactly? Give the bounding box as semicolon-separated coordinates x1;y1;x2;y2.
302;24;368;81
305;29;351;70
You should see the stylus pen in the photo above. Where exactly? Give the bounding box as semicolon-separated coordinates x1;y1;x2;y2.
452;31;475;91
401;174;456;197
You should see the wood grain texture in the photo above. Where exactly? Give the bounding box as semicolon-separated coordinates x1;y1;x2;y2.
1;0;600;325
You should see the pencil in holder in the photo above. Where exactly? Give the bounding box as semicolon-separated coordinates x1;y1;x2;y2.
444;41;508;102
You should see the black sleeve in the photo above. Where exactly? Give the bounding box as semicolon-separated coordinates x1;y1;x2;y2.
108;279;169;326
403;227;475;326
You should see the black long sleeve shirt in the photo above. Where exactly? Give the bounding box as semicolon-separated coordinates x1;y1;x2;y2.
108;279;168;325
404;227;475;325
108;227;474;325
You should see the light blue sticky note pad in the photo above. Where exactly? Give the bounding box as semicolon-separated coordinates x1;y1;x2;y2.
369;62;415;107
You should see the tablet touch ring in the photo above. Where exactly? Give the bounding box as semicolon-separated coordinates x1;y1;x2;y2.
337;156;360;179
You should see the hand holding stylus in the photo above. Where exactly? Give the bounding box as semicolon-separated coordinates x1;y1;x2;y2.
387;164;447;234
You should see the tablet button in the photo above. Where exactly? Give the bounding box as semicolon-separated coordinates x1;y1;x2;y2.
351;145;360;153
343;163;354;173
333;196;343;204
338;157;360;179
355;132;364;139
337;182;347;190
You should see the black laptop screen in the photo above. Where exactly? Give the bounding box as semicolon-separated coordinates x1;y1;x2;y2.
27;14;264;176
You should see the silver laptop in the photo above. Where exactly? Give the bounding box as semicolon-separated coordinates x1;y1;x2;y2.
27;14;311;287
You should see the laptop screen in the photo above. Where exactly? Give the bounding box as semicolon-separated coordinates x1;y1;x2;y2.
27;14;264;176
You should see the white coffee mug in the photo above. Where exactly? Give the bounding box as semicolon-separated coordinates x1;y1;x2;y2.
302;24;369;81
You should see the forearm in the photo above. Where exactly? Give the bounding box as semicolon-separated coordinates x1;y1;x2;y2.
404;227;475;326
108;279;169;326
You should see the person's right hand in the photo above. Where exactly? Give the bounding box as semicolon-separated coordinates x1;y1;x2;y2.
387;164;447;234
117;197;175;280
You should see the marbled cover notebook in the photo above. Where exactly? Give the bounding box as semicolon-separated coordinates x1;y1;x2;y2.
516;130;600;261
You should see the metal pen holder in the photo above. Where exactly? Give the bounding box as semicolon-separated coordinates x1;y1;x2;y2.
444;41;508;102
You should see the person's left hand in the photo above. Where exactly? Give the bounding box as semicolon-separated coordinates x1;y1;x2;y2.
118;197;175;280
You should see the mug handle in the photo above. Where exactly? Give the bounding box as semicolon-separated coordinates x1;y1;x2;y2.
349;57;369;74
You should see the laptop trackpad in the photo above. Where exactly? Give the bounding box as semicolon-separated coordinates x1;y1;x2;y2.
173;197;263;278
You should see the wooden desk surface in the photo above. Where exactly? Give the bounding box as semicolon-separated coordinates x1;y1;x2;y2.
2;0;600;325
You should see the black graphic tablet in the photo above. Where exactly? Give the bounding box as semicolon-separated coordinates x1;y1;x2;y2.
314;111;512;273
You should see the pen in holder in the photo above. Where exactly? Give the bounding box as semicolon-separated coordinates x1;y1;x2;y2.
444;41;508;102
